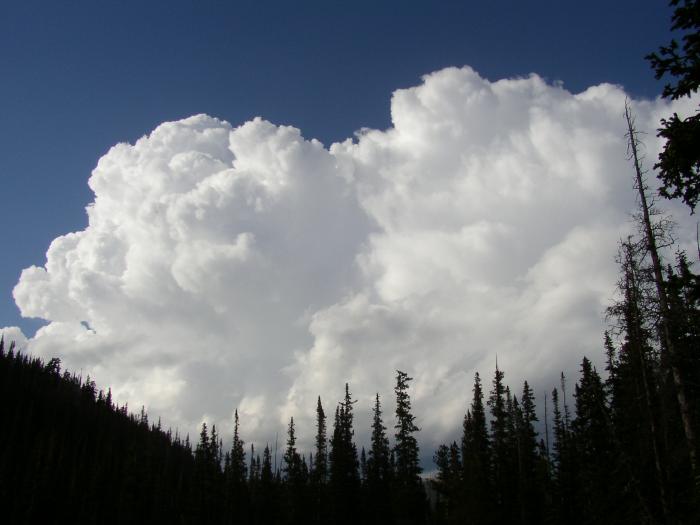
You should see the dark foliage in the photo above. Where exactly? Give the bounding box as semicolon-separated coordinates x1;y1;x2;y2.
647;0;700;211
2;271;700;525
0;339;199;523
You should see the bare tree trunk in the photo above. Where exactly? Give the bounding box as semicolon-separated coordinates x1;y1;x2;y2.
624;101;698;491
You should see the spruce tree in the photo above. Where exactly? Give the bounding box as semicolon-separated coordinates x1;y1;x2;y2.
432;441;461;525
516;381;544;525
310;396;329;525
461;372;492;524
360;447;367;483
226;409;249;523
329;384;359;525
313;396;328;484
625;103;698;487
283;417;307;525
367;393;392;524
646;0;700;211
229;410;246;483
283;417;301;481
393;371;425;525
487;364;512;522
256;444;278;525
608;240;673;522
551;387;578;524
572;358;615;524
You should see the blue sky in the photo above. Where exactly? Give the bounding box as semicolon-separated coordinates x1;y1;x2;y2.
2;1;692;452
1;1;675;335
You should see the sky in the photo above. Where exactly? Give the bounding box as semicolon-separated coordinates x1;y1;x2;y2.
1;0;697;462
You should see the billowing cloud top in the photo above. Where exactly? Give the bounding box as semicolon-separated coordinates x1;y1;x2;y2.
4;67;697;457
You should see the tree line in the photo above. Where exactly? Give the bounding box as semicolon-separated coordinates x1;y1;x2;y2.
0;338;429;524
1;1;699;522
1;237;699;524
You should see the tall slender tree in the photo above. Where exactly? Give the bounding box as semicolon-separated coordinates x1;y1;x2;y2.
329;384;359;525
625;102;698;487
551;387;577;524
283;417;307;525
313;396;328;484
310;396;329;525
367;393;392;525
226;409;249;523
517;381;544;525
571;358;616;524
461;372;492;524
487;364;511;521
393;371;425;525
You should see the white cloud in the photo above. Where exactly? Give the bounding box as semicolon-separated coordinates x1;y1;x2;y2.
1;326;28;350
5;67;697;461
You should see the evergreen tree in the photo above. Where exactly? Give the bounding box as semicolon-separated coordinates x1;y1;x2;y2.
461;372;492;524
360;447;367;483
487;365;512;522
283;417;301;481
249;443;260;483
662;254;700;520
282;417;307;525
393;371;425;525
225;409;249;524
571;358;615;524
367;393;392;525
551;386;578;525
646;0;700;211
310;396;329;525
229;410;247;483
516;381;545;525
665;253;700;437
255;444;278;525
625;103;698;488
313;396;328;484
608;240;676;522
329;384;360;525
432;441;461;525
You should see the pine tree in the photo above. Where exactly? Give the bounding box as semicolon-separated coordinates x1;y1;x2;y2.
516;381;544;525
254;444;278;525
432;441;461;525
284;417;301;481
367;393;392;525
646;0;700;211
487;364;512;522
360;447;367;483
282;416;307;525
393;371;425;525
226;409;248;524
200;423;225;521
329;383;360;525
248;444;259;483
665;253;700;437
571;358;616;524
229;410;246;483
461;372;492;524
608;239;675;522
625;103;698;488
312;397;327;484
551;386;579;524
310;396;329;525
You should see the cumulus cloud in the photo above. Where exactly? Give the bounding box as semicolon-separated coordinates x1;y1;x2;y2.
0;326;28;350
4;67;697;461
